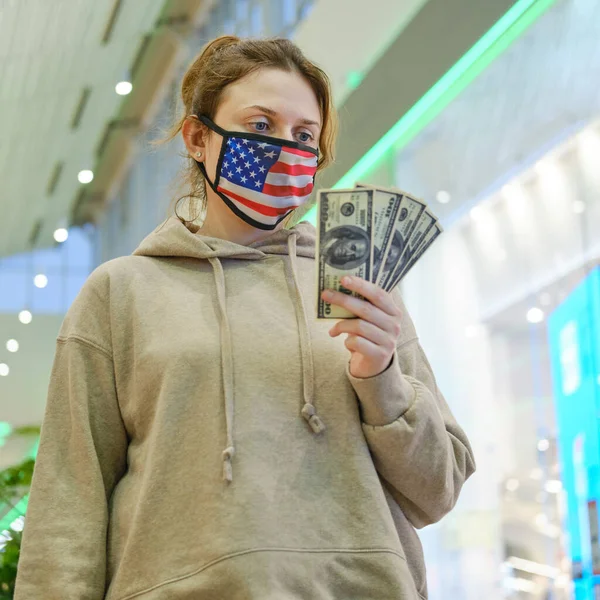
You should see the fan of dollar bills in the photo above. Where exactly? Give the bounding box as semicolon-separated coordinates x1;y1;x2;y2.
316;184;443;319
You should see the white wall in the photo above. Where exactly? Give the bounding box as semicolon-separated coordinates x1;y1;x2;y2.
390;120;600;600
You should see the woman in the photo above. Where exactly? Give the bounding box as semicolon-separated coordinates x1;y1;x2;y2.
15;36;475;599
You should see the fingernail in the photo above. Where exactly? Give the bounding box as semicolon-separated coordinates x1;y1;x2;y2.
322;290;333;300
342;276;352;285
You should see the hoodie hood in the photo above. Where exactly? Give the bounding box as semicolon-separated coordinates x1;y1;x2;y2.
132;215;324;483
133;214;316;261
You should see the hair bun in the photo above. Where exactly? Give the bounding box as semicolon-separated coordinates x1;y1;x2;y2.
181;35;240;110
200;35;240;60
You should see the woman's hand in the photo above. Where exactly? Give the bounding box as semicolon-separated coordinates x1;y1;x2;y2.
321;276;402;379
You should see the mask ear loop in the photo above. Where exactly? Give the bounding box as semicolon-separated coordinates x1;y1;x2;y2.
194;116;229;192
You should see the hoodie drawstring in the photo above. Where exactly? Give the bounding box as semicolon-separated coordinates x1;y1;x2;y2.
208;230;325;485
208;257;236;483
286;232;326;436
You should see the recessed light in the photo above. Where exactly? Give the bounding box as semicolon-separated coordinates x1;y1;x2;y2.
0;364;9;377
436;190;451;204
78;170;94;184
527;307;544;324
544;479;563;494
18;310;32;325
34;274;48;289
115;81;133;95
537;439;550;452
6;339;19;353
54;228;68;243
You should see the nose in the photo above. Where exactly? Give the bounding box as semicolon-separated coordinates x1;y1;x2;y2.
274;123;296;142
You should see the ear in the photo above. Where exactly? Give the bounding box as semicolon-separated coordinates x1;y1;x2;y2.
182;116;209;160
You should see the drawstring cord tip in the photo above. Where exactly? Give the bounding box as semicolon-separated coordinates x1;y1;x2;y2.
301;403;326;434
222;446;235;483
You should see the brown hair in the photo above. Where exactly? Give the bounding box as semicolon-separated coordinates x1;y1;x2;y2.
159;35;338;228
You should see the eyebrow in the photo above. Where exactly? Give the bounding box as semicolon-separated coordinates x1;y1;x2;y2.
244;104;321;127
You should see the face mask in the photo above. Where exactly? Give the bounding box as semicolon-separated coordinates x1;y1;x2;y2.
195;115;319;230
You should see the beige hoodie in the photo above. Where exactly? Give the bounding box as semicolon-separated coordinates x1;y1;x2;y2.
15;215;475;600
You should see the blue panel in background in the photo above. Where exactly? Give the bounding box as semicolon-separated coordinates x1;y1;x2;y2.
548;266;600;599
0;226;93;315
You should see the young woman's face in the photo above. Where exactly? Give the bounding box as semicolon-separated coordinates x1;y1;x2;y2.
202;67;322;181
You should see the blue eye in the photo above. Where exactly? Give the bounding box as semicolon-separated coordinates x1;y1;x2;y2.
297;131;313;143
253;122;268;132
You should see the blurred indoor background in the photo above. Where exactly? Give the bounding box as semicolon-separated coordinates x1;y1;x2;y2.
1;0;600;598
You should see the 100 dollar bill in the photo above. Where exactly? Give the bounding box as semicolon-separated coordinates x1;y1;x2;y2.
356;184;403;284
382;208;438;291
385;221;443;291
316;188;374;319
376;193;427;289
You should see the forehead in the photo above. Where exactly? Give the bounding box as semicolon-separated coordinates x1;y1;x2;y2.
217;68;321;124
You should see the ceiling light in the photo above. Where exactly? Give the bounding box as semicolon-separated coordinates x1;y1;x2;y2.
6;340;19;353
54;228;68;243
34;274;48;289
436;190;451;204
115;81;133;95
537;438;550;452
18;310;32;325
0;364;9;377
527;307;544;324
78;170;94;184
502;576;540;593
507;556;560;579
544;479;563;494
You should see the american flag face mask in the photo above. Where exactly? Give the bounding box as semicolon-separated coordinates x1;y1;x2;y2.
195;115;319;230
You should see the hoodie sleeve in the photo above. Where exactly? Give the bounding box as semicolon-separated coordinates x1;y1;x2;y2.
14;265;129;599
346;287;476;529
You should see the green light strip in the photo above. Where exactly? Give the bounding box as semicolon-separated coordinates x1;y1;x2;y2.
0;494;28;533
0;440;37;532
302;0;558;226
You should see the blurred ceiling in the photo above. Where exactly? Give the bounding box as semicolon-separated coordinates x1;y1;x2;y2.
294;0;429;106
0;0;208;260
393;0;600;228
